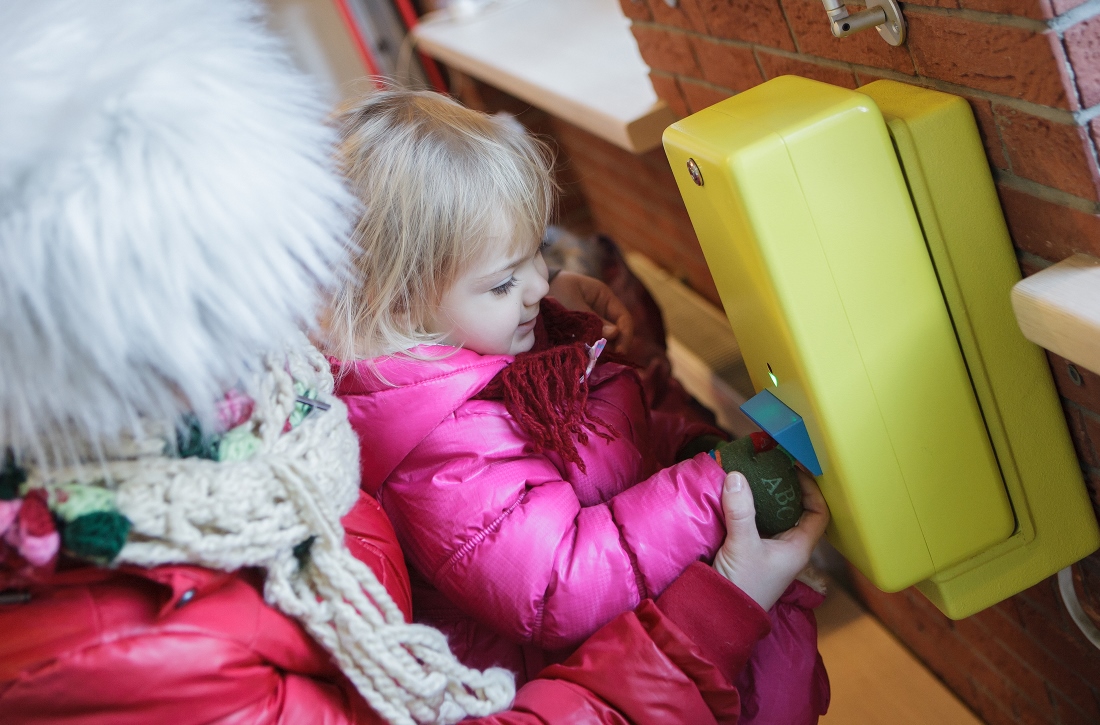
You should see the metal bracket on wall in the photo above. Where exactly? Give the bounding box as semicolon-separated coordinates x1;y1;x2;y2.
821;0;906;46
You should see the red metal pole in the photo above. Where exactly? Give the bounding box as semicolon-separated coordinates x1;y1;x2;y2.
391;0;449;93
332;0;382;80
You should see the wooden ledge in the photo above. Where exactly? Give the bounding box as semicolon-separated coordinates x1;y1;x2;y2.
412;0;675;153
1012;253;1100;375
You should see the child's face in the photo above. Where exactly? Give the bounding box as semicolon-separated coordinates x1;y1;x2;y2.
428;230;549;356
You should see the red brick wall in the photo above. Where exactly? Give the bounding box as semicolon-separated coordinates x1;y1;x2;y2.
450;2;1100;721
620;2;1100;724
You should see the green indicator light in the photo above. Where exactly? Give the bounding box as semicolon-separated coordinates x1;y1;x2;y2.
767;363;778;387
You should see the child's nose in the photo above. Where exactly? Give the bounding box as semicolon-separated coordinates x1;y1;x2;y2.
524;271;549;306
524;260;550;306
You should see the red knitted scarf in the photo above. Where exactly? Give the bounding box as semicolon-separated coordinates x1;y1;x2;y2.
473;298;620;471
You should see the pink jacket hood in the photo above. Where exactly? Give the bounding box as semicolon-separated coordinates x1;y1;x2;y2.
334;347;509;496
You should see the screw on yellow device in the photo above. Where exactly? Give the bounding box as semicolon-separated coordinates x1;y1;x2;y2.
663;76;1100;618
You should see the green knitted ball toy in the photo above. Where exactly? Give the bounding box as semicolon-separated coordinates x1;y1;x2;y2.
713;433;803;536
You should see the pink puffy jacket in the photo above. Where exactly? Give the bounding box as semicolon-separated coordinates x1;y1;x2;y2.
335;346;829;722
336;347;728;674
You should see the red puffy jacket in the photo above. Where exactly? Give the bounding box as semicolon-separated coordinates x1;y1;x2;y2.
0;491;773;724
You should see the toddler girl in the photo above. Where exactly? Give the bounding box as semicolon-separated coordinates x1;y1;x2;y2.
328;89;829;721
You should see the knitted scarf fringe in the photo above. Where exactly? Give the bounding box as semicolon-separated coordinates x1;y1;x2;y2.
24;341;514;725
475;298;618;471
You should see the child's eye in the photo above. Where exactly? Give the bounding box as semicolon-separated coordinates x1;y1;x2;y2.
490;277;518;296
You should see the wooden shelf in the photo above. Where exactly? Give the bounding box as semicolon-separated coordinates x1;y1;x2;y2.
412;0;676;153
1012;253;1100;376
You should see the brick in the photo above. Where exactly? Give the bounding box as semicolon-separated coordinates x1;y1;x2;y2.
646;0;708;33
954;617;1052;710
1048;349;1100;412
1065;15;1100;108
697;0;797;51
985;604;1100;720
1074;553;1100;632
781;0;916;74
1010;696;1056;725
587;160;690;225
1083;409;1100;465
1015;592;1100;684
692;37;764;92
984;597;1027;631
555;144;688;222
940;623;1056;725
1053;690;1100;725
757;50;858;88
632;26;701;77
959;0;1054;19
573;169;695;239
965;682;1019;725
973;604;1031;650
618;0;652;22
907;13;1072;108
679;78;735;113
853;66;931;90
649;72;689;118
976;598;1095;699
592;204;667;253
1087;469;1100;520
905;0;960;7
965;96;1009;169
996;185;1100;262
1019;575;1069;615
996;107;1100;200
552;120;677;184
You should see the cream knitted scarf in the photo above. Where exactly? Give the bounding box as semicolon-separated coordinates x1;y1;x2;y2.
20;342;515;725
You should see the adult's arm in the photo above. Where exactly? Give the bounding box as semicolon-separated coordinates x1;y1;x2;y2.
342;490;413;621
479;562;770;725
0;565;382;725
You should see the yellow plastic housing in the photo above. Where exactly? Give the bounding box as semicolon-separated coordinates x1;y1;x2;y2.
860;80;1100;618
662;76;1015;594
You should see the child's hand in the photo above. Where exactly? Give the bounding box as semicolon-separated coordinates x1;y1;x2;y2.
712;469;830;611
548;271;635;354
713;434;802;536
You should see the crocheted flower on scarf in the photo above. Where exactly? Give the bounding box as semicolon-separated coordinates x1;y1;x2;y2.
0;376;324;575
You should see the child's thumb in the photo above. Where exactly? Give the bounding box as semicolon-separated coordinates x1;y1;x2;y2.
721;471;757;534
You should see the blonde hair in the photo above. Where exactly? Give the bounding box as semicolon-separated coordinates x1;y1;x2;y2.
329;89;555;359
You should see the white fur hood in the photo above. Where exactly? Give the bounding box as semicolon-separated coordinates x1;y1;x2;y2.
0;0;354;460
